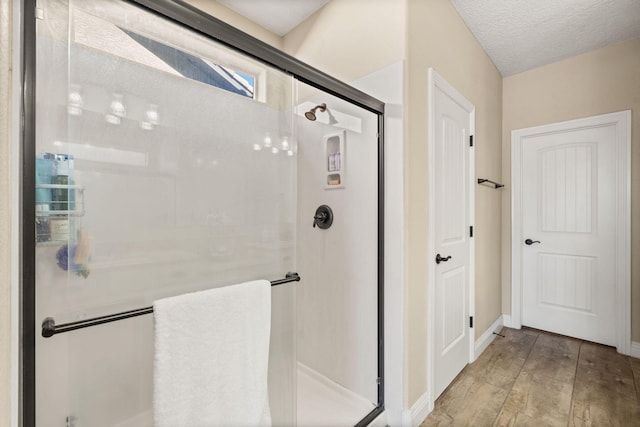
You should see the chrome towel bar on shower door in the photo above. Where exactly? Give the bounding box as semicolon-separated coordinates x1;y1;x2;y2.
41;272;301;338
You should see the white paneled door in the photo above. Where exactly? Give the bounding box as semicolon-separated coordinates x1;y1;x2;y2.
430;69;474;400
518;119;625;346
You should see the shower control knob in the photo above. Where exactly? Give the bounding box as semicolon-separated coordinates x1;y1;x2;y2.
313;205;333;229
313;212;327;227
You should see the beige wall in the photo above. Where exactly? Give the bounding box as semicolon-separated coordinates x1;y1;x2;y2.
406;0;503;405
0;0;12;425
183;0;283;49
283;0;405;83
502;37;640;342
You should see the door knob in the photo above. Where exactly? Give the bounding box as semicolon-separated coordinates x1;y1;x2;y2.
525;239;541;245
435;253;452;264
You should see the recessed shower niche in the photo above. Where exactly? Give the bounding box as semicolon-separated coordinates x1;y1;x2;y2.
324;131;345;189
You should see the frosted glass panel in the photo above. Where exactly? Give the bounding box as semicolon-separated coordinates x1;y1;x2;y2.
35;1;296;425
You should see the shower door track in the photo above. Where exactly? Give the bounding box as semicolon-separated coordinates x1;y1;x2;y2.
20;1;386;426
41;273;301;338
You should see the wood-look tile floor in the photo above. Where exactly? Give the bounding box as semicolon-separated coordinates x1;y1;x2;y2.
421;327;640;427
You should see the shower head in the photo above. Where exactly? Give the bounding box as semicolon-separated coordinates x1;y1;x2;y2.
304;103;327;121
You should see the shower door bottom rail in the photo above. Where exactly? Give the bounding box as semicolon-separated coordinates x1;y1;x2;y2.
41;272;301;338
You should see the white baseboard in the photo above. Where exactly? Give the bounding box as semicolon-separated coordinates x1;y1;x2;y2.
502;314;514;328
474;315;504;361
402;391;431;427
631;341;640;359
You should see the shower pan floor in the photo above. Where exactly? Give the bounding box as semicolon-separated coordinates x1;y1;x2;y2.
297;363;375;427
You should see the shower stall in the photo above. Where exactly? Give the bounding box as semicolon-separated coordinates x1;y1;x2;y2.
23;0;384;426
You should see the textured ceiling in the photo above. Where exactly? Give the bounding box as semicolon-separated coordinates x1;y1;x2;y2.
216;0;640;76
217;0;330;36
450;0;640;76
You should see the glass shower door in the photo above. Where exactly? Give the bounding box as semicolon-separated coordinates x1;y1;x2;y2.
35;1;297;425
294;82;380;425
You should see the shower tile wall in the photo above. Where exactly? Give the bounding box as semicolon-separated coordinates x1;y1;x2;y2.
295;87;379;406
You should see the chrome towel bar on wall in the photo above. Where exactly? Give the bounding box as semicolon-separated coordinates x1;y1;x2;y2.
41;272;301;338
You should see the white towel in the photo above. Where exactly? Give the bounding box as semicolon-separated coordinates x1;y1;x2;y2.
153;280;272;427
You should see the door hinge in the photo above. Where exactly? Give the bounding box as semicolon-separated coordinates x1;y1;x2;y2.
376;377;381;385
470;226;474;237
469;135;474;147
469;316;474;328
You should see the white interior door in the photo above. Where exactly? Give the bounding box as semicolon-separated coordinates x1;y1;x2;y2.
513;111;632;350
430;70;474;400
521;126;617;345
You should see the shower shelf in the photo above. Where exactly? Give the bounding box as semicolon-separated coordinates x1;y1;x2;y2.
35;184;85;217
35;184;85;245
324;131;345;189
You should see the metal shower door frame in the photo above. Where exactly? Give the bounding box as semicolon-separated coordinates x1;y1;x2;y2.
20;1;385;425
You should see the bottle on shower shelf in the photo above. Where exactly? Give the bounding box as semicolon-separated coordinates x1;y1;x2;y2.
52;154;75;211
328;152;341;172
35;153;55;242
48;154;75;242
35;153;55;212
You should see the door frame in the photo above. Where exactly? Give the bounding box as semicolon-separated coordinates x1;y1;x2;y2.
510;111;631;355
427;68;475;410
